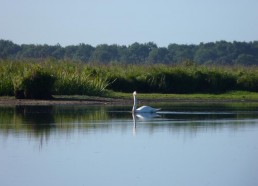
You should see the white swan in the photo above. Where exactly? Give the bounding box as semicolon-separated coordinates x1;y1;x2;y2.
132;91;160;113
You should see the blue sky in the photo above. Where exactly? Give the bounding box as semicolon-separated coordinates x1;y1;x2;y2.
1;0;257;46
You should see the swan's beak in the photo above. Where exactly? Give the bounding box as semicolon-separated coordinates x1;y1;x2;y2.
133;91;137;96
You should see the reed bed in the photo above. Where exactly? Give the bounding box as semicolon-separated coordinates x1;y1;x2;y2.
102;64;258;93
0;60;258;97
0;60;109;97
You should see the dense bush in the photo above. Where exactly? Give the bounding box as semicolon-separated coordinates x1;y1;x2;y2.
53;63;108;95
1;60;258;97
104;64;258;93
237;73;258;92
0;60;109;98
13;69;56;99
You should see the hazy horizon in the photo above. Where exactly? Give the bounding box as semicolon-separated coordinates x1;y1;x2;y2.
2;38;258;48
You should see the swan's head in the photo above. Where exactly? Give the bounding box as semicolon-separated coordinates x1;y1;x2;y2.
133;91;137;96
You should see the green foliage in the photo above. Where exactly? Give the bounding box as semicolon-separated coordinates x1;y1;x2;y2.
52;62;108;95
0;60;109;98
1;39;258;65
102;64;258;93
1;60;258;96
0;61;25;96
237;73;258;92
13;67;56;99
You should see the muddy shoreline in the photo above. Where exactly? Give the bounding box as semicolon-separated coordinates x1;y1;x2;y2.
0;97;128;106
0;96;256;106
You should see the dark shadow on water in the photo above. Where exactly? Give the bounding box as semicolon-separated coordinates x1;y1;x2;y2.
15;105;56;132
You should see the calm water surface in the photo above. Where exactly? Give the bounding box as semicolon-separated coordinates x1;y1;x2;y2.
0;103;258;186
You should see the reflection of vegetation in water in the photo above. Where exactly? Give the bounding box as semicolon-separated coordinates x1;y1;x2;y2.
0;103;258;138
138;113;258;137
54;106;109;122
15;106;55;136
0;106;111;149
0;106;56;145
0;107;22;133
53;106;110;132
0;106;111;137
140;103;258;134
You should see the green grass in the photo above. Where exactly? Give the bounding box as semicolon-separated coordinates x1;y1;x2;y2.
108;91;258;101
1;59;258;98
0;60;109;97
104;64;258;93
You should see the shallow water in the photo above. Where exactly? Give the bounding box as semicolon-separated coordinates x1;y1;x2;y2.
0;103;258;186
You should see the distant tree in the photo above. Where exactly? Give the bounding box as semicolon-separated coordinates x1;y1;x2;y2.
90;44;118;63
17;44;37;58
0;40;20;59
167;44;196;64
148;47;169;64
64;45;78;60
125;42;156;63
74;43;94;62
208;41;229;64
194;42;217;64
52;44;65;59
117;45;128;63
1;39;258;65
235;54;257;65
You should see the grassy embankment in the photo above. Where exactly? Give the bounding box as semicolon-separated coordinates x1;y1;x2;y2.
108;91;258;102
1;60;258;101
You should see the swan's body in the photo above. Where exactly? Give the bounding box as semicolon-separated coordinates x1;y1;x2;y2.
135;106;159;113
132;91;160;113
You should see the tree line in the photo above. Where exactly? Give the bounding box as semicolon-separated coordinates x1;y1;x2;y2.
1;39;258;65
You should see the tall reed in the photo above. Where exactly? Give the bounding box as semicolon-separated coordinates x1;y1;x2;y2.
1;60;258;96
0;60;109;97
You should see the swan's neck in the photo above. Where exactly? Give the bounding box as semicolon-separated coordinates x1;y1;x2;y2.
132;95;137;113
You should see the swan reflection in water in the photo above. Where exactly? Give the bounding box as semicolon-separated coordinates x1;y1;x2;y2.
132;112;160;135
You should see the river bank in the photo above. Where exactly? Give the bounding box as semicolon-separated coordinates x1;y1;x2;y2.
1;91;258;106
